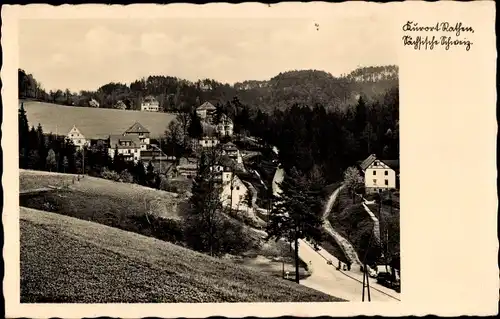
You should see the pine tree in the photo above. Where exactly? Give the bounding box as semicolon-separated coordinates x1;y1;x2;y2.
18;102;30;168
46;149;57;172
62;156;69;173
188;111;203;139
266;166;324;283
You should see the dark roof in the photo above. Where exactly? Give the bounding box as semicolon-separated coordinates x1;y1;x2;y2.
222;142;238;151
143;96;158;103
125;122;150;134
359;154;377;170
197;101;216;111
109;134;141;149
381;159;399;171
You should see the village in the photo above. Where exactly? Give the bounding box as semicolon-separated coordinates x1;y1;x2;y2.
63;97;400;222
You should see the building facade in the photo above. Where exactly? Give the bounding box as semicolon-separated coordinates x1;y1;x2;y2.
217;114;234;137
359;154;398;193
67;125;89;150
123;122;151;150
196;101;217;122
140;96;160;112
108;135;141;163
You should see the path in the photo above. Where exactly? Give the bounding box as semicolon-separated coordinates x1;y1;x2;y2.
322;185;362;267
270;153;400;301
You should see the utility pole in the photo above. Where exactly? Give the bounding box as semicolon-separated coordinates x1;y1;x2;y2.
362;262;372;302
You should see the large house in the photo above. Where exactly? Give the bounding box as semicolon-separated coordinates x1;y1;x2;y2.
108;134;141;163
359;154;399;193
216;114;234;137
66;125;89;150
141;96;160;112
123;122;150;150
196;101;217;122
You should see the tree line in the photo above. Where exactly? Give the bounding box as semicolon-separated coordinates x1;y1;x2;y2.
19;66;398;113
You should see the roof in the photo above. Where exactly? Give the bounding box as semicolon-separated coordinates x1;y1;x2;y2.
219;113;233;124
197;101;216;111
359;154;377;170
142;96;158;103
222;142;238;151
381;159;400;172
109;134;141;149
125;121;150;134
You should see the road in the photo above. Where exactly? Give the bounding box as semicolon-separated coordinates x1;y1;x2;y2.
271;157;400;301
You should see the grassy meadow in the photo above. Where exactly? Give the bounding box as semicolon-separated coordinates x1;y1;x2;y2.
20;208;343;303
22;101;176;139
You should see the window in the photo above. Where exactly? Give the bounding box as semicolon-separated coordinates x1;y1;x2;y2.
385;179;389;186
373;171;376;175
236;186;240;190
227;195;231;200
373;179;377;184
239;195;243;201
385;171;388;175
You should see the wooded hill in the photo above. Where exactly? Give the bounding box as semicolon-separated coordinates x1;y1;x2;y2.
19;65;398;113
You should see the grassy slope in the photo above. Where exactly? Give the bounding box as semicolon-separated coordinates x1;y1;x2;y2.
22;101;176;139
20;208;343;303
329;188;400;263
19;170;309;277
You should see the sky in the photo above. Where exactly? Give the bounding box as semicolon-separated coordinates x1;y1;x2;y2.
19;14;396;92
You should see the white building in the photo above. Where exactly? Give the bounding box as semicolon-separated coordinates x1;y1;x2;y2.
359;154;399;193
196;101;217;122
197;136;220;148
123;122;150;151
108;134;141;163
220;170;251;212
141;96;160;112
66;125;89;150
217;113;234;137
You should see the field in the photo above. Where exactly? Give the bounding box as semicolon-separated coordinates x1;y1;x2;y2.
22;101;176;139
20;207;343;302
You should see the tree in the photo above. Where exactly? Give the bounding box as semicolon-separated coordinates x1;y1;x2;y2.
343;166;363;202
62;156;69;173
18;102;30;168
188;111;203;139
184;148;224;256
46;149;57;172
266;166;324;284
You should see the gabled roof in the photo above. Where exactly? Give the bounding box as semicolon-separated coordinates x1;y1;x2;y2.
219;113;233;124
360;154;377;170
125;122;150;134
197;101;216;111
142;95;158;103
381;159;400;172
222;142;238;151
109;134;141;149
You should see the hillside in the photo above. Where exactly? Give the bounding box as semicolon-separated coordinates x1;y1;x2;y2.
20;65;398;114
20;207;343;302
22;101;176;139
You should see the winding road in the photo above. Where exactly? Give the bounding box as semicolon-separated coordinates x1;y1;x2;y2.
271;157;400;301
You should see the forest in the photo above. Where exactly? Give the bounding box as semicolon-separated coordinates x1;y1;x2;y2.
18;65;398;113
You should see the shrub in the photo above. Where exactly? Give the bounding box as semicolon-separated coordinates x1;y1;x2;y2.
101;167;120;182
119;169;134;183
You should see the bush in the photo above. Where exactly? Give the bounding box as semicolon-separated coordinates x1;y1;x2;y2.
119;169;134;183
101;167;120;182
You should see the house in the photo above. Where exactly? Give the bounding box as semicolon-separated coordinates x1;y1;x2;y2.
216;114;234;137
123;122;151;150
140;96;160;112
222;142;243;164
176;157;199;178
108;134;141;163
220;169;251;212
140;149;176;176
359;154;399;193
66;125;89;150
196;101;217;122
196;136;220;149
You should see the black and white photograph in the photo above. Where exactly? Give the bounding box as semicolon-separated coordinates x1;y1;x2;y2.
16;9;401;303
3;1;497;317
